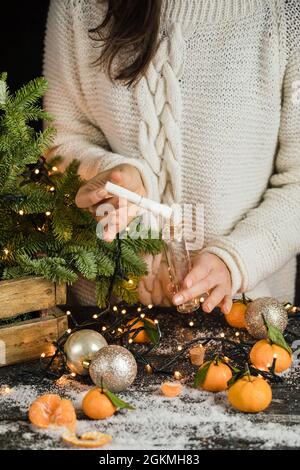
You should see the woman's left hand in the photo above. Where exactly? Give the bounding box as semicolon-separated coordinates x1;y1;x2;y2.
172;252;233;314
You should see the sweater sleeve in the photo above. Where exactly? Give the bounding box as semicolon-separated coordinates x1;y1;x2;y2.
43;0;158;199
203;47;300;295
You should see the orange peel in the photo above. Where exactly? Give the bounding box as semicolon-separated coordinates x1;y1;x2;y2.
160;382;183;397
62;431;112;448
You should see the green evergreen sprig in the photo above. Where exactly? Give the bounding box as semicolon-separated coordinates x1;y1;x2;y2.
0;74;164;307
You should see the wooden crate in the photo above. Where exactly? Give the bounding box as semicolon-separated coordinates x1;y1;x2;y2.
0;277;67;367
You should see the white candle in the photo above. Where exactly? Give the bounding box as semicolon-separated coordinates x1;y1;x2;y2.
105;181;173;219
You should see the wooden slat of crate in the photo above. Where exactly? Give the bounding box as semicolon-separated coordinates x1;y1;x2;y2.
0;307;67;367
0;277;67;320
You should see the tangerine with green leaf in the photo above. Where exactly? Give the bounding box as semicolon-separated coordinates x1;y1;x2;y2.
250;339;292;373
126;317;155;343
82;386;134;420
228;375;272;413
82;388;116;420
195;358;232;392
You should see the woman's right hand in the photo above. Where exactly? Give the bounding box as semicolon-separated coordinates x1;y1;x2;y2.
75;164;146;242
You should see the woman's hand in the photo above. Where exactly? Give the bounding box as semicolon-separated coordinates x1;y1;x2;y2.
75;164;146;241
172;252;233;314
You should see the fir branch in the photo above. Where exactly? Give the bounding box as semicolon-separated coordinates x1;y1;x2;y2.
0;75;164;306
12;77;48;110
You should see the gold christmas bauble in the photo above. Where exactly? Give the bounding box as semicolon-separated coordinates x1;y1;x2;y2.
245;297;288;339
89;345;137;393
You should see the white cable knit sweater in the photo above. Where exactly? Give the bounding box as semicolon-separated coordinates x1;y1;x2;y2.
44;0;300;304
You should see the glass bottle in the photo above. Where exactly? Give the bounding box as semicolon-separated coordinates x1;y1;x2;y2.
163;224;200;313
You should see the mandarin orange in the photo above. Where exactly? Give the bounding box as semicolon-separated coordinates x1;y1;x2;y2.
198;361;232;392
82;387;116;420
29;394;76;430
224;301;247;329
228;375;272;413
250;339;292;373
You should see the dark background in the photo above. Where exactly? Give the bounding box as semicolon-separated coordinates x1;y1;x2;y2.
1;1;299;304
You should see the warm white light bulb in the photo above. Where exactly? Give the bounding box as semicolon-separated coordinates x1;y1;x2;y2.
174;371;182;380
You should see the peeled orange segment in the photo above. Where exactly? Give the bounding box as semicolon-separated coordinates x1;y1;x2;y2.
52;399;77;431
62;431;112;448
29;394;61;428
161;382;183;397
29;394;76;430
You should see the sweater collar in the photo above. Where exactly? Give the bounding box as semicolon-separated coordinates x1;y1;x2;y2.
161;0;265;32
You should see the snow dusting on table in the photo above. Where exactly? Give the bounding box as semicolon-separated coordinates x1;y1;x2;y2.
0;311;299;450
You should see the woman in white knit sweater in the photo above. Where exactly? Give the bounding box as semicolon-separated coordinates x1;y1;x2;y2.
44;0;300;311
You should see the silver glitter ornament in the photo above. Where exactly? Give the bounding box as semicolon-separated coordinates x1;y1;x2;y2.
89;345;137;392
64;329;107;375
245;297;288;339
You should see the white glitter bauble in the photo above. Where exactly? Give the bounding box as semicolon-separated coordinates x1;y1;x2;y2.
64;329;107;375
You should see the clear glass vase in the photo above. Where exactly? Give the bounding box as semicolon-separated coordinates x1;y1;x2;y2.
163;224;200;313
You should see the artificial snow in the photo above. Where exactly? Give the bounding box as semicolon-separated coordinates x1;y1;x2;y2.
1;313;299;450
0;371;300;450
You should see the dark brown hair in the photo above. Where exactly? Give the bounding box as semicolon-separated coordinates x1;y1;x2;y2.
89;0;162;86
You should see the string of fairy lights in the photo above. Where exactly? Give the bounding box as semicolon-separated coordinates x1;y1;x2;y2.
1;159;59;261
38;289;300;385
3;158;299;386
36;217;300;384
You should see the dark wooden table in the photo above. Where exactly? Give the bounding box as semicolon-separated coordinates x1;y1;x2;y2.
1;308;300;450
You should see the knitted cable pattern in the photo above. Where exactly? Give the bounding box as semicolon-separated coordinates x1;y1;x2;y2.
135;23;184;205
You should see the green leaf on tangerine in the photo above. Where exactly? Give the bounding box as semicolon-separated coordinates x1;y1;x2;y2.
103;389;135;410
266;321;292;355
194;361;211;388
143;318;159;345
